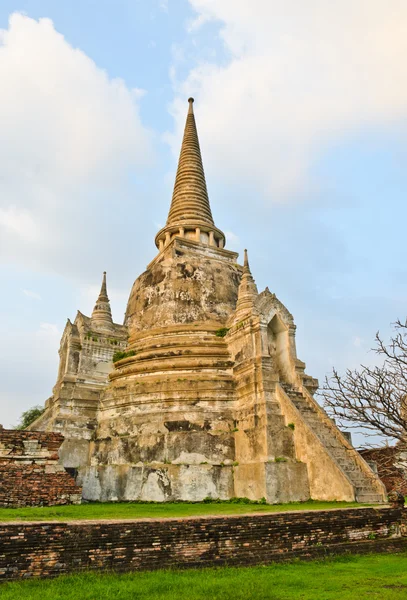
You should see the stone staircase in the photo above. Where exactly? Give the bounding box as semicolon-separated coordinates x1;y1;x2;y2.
281;384;384;503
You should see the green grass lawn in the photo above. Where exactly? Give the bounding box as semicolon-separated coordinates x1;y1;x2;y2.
1;553;406;600
0;499;376;522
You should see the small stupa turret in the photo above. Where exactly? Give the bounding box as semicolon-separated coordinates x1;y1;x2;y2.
155;98;226;251
234;249;258;319
90;271;114;331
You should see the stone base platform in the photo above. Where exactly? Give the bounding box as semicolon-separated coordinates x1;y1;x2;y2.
79;460;309;504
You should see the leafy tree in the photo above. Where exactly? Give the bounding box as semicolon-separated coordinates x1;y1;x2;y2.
14;405;45;430
321;319;407;444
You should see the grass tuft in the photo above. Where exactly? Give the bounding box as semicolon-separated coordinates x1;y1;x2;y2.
0;499;377;523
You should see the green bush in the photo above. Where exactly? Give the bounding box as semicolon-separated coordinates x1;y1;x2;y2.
14;405;45;429
113;350;136;363
202;496;267;505
215;327;230;337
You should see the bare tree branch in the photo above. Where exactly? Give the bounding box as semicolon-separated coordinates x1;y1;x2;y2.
320;320;407;443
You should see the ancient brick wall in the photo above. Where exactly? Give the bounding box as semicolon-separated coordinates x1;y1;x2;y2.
360;446;407;495
0;508;406;581
0;428;82;507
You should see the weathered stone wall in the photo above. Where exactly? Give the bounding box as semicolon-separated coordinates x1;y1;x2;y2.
0;429;81;507
227;316;309;503
125;237;240;333
82;239;242;502
0;508;406;581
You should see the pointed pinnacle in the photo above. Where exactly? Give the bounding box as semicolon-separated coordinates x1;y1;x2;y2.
166;97;214;226
98;271;108;302
235;250;258;317
91;271;113;329
239;249;257;290
100;271;107;297
155;98;226;250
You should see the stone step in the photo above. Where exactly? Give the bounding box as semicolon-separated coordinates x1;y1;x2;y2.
341;472;365;483
321;438;352;452
345;477;370;486
318;435;343;445
283;385;381;498
356;486;379;494
356;494;383;503
322;444;349;454
343;471;365;479
335;459;354;468
292;405;315;414
333;454;360;464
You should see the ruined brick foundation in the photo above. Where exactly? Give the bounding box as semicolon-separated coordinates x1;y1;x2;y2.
0;507;406;581
0;429;82;507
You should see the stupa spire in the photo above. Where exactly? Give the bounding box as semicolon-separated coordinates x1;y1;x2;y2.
234;249;258;318
99;271;108;300
155;98;225;251
167;97;213;226
91;271;114;331
243;248;250;272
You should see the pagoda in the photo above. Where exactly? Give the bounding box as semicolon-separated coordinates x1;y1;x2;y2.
31;99;386;504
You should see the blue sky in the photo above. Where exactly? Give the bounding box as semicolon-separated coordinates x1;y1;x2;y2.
0;1;406;445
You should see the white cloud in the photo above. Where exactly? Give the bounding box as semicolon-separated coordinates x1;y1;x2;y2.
23;289;41;300
0;206;39;242
224;230;239;250
37;322;60;337
171;1;407;200
0;323;61;427
0;13;153;278
224;230;239;242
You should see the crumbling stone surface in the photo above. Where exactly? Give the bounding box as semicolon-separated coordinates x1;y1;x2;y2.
0;429;81;507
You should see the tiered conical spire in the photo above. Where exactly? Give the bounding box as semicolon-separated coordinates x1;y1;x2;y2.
91;272;114;331
234;250;258;318
155;98;225;251
167;98;214;226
